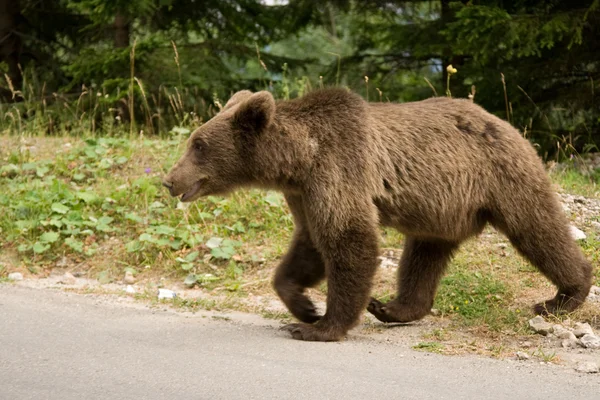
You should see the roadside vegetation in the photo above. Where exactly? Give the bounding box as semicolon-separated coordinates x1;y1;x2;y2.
1;132;599;359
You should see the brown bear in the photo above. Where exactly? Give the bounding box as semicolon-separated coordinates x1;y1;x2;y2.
162;87;593;342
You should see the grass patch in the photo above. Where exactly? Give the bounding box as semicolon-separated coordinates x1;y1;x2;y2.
413;341;445;353
550;167;600;197
434;269;525;331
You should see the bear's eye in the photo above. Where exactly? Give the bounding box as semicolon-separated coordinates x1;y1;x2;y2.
192;140;204;152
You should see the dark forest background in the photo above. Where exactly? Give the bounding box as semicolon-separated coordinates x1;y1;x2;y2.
1;0;599;159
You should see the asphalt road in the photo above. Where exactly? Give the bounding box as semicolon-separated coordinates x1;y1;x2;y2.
1;285;599;400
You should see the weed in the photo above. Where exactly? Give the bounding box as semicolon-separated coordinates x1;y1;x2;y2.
534;347;559;363
261;309;293;322
424;328;450;341
413;341;445;353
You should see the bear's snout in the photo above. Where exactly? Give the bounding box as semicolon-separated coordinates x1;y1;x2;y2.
162;179;176;196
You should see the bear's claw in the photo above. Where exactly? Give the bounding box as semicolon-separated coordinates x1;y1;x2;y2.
280;322;344;342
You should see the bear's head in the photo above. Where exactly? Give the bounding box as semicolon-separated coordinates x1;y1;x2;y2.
162;90;276;202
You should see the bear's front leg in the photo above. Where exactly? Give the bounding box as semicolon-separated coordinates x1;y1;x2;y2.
281;195;380;342
273;194;326;323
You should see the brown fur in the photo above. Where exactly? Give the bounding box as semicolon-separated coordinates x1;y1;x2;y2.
163;88;594;342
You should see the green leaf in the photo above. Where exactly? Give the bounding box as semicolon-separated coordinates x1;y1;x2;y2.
98;216;114;225
152;225;175;235
163;239;182;250
227;221;245;233
39;231;60;243
0;163;20;176
18;244;31;253
181;263;194;271
183;273;197;287
98;158;113;169
65;237;84;253
116;156;128;165
84;148;98;159
196;273;219;284
49;218;64;228
206;237;223;249
139;233;155;242
184;251;200;262
51;203;70;214
211;246;235;260
33;242;50;254
222;239;242;248
85;246;98;256
73;173;85;181
125;240;143;253
96;216;115;232
264;191;283;207
36;165;50;177
125;213;143;223
96;223;113;232
15;220;37;230
76;191;98;203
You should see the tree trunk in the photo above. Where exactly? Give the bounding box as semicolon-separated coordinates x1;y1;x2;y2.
114;12;130;48
0;0;23;99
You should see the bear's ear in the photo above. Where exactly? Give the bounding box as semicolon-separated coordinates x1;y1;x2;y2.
231;91;275;134
223;90;253;111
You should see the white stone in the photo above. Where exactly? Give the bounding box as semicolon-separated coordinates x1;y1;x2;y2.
528;316;553;336
378;256;398;269
123;271;136;285
579;334;600;349
60;272;76;285
516;351;530;360
573;322;594;338
575;361;599;374
158;289;177;299
561;338;578;348
552;324;570;337
8;272;23;281
569;226;586;240
557;331;577;341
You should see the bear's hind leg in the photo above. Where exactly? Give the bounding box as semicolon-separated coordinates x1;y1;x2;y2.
368;237;458;323
496;211;593;315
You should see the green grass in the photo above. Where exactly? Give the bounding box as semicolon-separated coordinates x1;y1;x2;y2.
433;269;525;332
413;341;445;353
0;135;293;289
549;168;600;197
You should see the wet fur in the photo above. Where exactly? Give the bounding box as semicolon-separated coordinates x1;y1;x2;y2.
164;88;594;342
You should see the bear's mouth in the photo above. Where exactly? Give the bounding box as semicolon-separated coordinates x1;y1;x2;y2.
180;178;207;202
